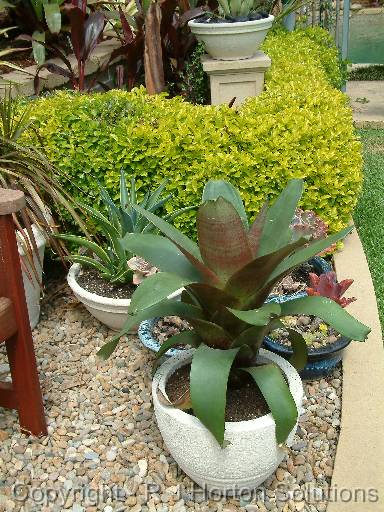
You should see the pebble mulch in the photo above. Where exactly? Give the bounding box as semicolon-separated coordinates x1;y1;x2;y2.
0;280;342;512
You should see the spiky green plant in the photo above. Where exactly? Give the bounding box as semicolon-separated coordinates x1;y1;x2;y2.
98;179;370;445
56;171;194;284
0;89;88;280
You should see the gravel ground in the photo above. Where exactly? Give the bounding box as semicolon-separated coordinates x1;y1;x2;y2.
0;280;342;512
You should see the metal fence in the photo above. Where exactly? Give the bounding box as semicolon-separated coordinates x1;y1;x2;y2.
292;0;351;58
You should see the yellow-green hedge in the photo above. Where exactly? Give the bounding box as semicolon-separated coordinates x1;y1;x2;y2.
25;27;362;237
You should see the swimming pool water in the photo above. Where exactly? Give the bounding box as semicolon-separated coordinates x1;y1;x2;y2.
348;14;384;64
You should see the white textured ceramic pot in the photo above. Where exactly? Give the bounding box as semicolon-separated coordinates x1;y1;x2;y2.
68;263;182;332
17;224;46;330
153;348;304;494
188;15;274;60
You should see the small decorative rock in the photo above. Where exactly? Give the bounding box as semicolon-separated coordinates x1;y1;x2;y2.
105;448;117;462
0;279;343;512
138;458;148;478
0;430;9;441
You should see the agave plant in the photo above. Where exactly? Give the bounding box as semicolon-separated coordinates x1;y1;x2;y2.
97;179;370;446
216;0;267;18
56;171;194;284
307;271;356;308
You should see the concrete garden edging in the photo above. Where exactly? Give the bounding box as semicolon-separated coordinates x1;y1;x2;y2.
329;228;384;511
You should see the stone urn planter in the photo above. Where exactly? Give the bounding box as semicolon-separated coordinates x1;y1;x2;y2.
152;349;304;494
188;15;274;60
67;263;182;332
18;224;46;330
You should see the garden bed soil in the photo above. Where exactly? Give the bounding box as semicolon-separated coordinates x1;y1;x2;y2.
166;364;270;422
76;267;135;300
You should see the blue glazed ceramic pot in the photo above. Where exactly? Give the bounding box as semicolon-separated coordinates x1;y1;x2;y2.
263;334;351;380
264;271;351;379
138;317;189;357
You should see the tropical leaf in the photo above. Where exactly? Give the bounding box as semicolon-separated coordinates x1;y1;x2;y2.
187;283;238;316
248;202;268;257
97;300;204;359
132;205;220;286
121;233;202;281
202;179;248;228
133;204;201;259
258;179;303;257
280;296;370;341
83;10;105;60
197;197;253;282
269;226;353;283
227;303;281;326
230;325;265;350
286;329;308;371
32;31;45;65
224;238;307;303
44;3;62;34
129;271;193;315
243;364;298;444
156;329;201;358
187;318;233;349
190;344;240;445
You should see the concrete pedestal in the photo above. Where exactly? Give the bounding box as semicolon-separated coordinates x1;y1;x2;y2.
201;51;271;106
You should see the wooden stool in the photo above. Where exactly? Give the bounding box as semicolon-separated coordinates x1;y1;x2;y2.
0;188;47;436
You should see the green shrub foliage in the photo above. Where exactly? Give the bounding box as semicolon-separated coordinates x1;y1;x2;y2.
25;27;362;237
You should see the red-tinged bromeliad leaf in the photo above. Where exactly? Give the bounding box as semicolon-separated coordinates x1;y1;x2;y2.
197;197;253;283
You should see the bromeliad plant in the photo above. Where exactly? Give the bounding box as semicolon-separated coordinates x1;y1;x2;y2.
56;171;194;284
97;179;370;446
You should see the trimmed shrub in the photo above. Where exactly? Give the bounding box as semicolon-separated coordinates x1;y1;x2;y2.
24;27;362;237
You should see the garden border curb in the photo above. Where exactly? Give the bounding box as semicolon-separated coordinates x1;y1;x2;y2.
328;228;384;510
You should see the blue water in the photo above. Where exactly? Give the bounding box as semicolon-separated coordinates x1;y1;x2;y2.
348;14;384;63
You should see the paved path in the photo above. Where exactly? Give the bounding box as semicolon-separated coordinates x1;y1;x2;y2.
346;81;384;126
328;228;384;511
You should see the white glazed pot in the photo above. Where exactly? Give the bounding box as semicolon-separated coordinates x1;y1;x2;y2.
188;15;274;60
17;224;46;330
153;348;304;494
67;263;182;332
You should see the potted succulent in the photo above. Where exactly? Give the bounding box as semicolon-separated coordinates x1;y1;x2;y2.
98;179;370;492
0;90;86;329
269;208;333;300
264;271;357;378
57;172;193;331
188;0;274;60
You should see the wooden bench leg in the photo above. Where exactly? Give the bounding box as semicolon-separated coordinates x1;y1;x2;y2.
5;334;47;436
0;202;47;437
